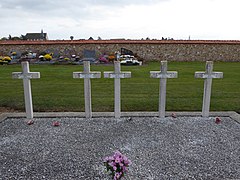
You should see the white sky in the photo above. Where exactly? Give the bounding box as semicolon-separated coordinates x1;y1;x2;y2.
1;0;240;40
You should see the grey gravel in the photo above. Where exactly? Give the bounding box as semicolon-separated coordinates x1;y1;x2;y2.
0;116;240;180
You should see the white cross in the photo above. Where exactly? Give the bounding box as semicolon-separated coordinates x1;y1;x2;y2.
104;61;131;118
195;61;223;117
150;61;178;118
12;61;40;119
73;61;101;118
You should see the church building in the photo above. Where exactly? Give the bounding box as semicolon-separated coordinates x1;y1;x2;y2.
25;30;48;41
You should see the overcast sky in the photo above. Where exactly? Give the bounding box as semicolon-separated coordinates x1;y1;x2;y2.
1;0;240;40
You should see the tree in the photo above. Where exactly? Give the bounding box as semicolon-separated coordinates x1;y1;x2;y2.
1;37;8;40
70;36;74;40
12;36;21;40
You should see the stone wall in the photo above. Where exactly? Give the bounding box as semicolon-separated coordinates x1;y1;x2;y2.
0;40;240;62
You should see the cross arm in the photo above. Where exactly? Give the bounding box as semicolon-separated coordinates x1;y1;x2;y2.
150;71;178;78
12;72;40;79
195;72;223;79
73;72;101;79
104;72;131;78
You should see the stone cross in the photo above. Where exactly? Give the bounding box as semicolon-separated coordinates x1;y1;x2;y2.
195;61;223;117
104;61;131;118
150;61;178;118
12;61;40;119
73;61;101;118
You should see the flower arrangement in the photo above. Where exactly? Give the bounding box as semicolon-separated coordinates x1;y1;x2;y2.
0;56;11;64
108;52;115;62
103;151;131;180
3;56;11;61
11;52;17;56
44;54;52;61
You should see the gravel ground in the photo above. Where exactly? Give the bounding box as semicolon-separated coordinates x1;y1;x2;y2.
0;116;240;180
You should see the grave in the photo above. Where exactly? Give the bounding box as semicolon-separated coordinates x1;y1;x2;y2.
51;50;60;58
12;61;40;118
195;61;223;117
73;61;101;118
150;61;178;118
104;61;131;118
121;47;134;56
79;49;96;64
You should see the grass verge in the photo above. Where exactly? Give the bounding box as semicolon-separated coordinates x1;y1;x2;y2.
0;62;239;113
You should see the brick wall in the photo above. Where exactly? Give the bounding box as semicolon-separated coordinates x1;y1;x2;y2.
0;40;240;61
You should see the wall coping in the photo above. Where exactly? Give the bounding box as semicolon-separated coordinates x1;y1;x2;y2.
1;40;240;45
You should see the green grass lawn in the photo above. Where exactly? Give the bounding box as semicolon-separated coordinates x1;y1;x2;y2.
0;62;239;113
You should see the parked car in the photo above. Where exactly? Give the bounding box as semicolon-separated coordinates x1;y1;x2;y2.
120;55;140;65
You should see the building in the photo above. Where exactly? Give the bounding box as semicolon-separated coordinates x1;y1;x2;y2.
25;30;48;41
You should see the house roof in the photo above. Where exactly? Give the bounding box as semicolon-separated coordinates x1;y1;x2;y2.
25;33;47;40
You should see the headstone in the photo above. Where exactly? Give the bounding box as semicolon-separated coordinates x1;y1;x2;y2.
150;61;178;118
12;61;40;119
104;61;131;118
73;61;101;118
52;50;60;58
79;49;96;64
195;61;223;117
84;49;96;59
121;48;134;56
45;49;52;54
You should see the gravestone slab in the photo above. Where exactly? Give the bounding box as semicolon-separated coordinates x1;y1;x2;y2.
78;49;96;63
83;49;96;59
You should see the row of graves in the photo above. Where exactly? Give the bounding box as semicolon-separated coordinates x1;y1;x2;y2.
13;60;222;119
2;48;142;66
